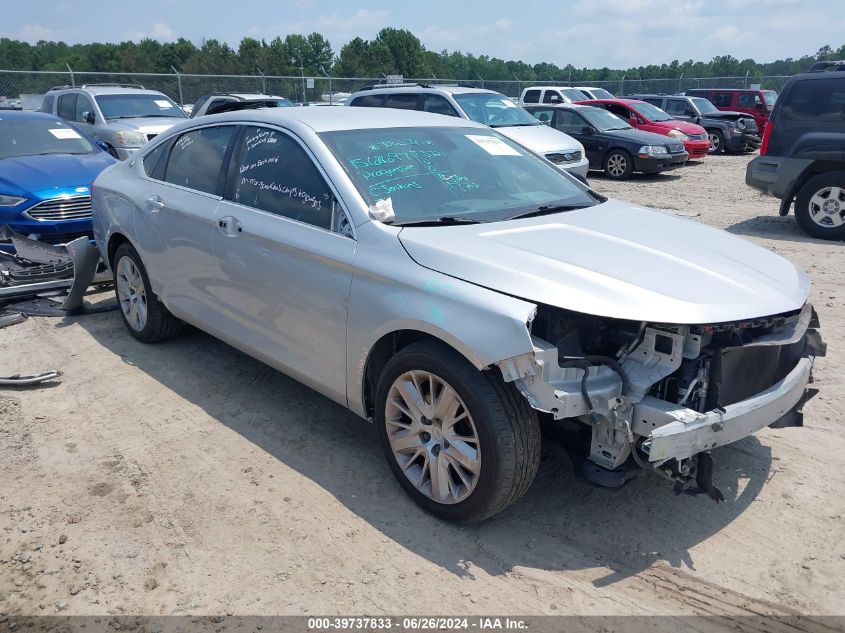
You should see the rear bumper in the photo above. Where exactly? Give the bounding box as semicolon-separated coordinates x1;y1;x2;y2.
635;152;688;173
636;355;814;462
746;155;814;199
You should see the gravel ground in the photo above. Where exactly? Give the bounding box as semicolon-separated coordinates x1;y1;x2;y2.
1;153;844;617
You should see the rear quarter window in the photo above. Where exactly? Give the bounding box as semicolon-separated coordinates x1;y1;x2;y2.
780;78;845;124
165;126;236;195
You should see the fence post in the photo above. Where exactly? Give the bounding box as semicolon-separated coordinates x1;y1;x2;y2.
744;70;749;88
257;67;266;94
678;73;683;94
477;74;484;88
170;66;183;105
513;74;520;97
66;63;75;87
621;75;625;95
319;66;331;103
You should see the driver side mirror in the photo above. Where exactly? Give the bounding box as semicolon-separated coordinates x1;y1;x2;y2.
95;141;109;152
549;94;562;103
581;125;595;135
83;111;95;124
628;116;638;126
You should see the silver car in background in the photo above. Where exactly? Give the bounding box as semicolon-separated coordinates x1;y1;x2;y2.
41;84;187;159
91;107;824;522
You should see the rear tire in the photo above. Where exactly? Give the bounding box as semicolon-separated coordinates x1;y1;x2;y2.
375;341;540;523
112;242;183;343
794;171;845;241
603;149;634;180
707;130;724;155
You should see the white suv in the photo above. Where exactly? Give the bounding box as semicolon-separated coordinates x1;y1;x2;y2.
520;86;590;105
347;84;589;178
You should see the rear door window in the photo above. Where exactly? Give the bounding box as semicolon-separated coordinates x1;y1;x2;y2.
522;89;541;104
230;126;334;230
711;92;733;107
142;138;175;181
57;93;77;120
663;99;688;115
350;94;385;107
164;125;237;195
738;93;760;108
383;93;420;110
554;110;586;133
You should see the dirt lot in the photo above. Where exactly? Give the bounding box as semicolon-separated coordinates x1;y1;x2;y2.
1;153;844;617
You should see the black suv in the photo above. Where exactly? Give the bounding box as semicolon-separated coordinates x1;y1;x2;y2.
746;61;845;240
627;94;760;154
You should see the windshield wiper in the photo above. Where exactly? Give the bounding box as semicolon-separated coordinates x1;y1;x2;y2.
490;122;537;127
392;216;482;227
504;203;593;221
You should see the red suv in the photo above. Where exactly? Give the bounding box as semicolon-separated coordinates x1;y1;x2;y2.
685;89;777;133
578;98;711;159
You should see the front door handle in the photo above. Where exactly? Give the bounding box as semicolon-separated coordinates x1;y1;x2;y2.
145;195;165;212
218;215;243;236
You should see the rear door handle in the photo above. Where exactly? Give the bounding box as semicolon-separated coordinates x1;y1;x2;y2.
145;195;165;212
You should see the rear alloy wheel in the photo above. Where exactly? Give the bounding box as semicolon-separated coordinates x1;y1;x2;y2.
795;171;845;241
708;130;724;154
375;341;540;523
604;150;633;180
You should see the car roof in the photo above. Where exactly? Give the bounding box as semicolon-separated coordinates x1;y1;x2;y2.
192;106;490;133
49;86;169;96
579;98;645;105
0;110;64;122
523;103;590;111
353;85;496;96
213;93;286;100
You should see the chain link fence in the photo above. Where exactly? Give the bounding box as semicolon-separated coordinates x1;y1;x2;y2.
0;68;792;109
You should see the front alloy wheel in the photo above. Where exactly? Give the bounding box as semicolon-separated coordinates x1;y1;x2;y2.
385;370;481;504
375;341;541;523
708;131;724;154
604;150;633;180
116;255;148;332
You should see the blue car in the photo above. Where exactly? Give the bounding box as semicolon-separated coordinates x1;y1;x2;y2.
0;111;116;252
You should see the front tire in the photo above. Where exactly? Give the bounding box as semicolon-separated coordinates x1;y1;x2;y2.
375;341;540;523
794;171;845;241
603;150;634;180
708;130;724;155
112;242;183;343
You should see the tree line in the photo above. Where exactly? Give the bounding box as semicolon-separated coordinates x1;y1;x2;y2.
1;28;843;80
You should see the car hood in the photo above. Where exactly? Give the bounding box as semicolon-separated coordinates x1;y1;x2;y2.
602;127;684;148
702;110;756;123
104;116;186;135
0;152;116;197
397;199;809;324
653;119;707;135
496;124;583;153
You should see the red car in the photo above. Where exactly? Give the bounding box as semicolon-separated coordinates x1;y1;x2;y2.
578;98;711;159
685;88;777;133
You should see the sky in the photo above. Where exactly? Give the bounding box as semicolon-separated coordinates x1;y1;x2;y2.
2;0;841;69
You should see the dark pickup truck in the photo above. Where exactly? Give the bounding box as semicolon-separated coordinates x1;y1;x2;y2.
627;94;760;154
746;60;845;240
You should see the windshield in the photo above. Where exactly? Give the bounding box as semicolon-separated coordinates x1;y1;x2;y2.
763;91;777;106
453;93;539;128
560;88;587;101
96;94;186;120
320;126;597;225
0;118;96;159
586;88;614;99
580;107;632;131
629;101;672;122
691;97;718;114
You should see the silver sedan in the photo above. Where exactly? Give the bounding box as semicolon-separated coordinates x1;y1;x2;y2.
92;107;823;522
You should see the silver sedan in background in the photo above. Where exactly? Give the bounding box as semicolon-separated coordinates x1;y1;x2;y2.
91;107;823;522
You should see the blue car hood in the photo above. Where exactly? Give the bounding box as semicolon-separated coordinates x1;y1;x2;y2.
0;152;116;197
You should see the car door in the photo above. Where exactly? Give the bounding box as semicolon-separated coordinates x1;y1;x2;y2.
132;124;238;324
665;98;697;123
554;109;603;167
72;92;98;138
56;92;77;123
211;124;356;404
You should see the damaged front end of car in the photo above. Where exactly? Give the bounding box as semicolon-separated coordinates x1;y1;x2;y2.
497;302;826;500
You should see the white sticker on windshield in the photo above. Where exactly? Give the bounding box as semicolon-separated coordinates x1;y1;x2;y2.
500;99;517;108
465;134;521;156
368;197;396;223
154;99;171;108
48;128;81;139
